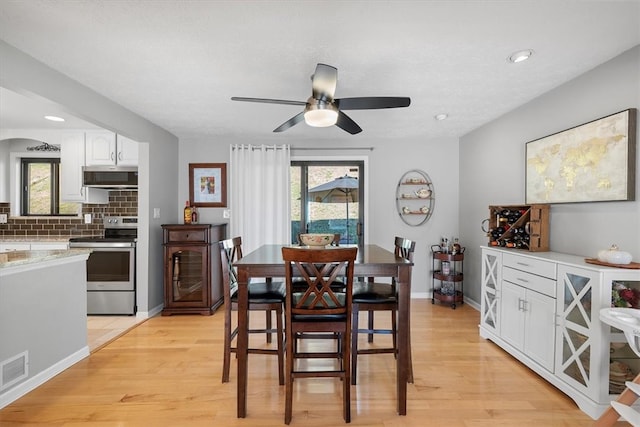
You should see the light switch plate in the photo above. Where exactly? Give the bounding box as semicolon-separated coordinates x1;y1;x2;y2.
0;213;7;223
153;208;161;219
223;209;230;219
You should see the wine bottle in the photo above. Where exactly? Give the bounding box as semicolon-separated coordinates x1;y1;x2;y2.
184;201;192;224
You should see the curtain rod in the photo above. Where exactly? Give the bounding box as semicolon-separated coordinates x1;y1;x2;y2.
231;145;373;151
293;147;374;151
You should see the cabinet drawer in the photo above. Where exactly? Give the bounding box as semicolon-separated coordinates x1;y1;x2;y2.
503;266;556;298
165;229;208;243
502;253;556;280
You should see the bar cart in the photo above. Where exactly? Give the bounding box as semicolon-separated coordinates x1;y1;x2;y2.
431;244;465;309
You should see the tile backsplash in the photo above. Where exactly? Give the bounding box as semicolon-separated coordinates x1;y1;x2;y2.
0;190;137;238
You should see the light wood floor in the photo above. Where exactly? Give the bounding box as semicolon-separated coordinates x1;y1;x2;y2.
1;300;616;426
87;315;145;352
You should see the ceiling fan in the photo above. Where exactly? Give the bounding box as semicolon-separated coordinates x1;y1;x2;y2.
231;63;411;135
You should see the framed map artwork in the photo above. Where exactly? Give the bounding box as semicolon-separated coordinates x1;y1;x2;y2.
525;109;636;204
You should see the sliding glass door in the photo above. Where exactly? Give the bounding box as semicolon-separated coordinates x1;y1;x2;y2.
291;161;364;245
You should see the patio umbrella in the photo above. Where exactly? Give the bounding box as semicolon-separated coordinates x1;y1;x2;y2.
308;175;359;243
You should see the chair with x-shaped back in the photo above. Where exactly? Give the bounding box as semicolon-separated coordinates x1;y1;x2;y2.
281;246;357;424
219;236;285;385
350;236;416;385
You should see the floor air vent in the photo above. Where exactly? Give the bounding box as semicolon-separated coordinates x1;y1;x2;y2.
0;351;28;391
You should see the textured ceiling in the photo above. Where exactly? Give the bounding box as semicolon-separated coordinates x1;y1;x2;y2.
0;1;639;143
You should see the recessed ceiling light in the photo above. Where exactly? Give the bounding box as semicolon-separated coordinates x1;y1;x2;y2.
44;115;65;122
434;113;448;121
508;49;534;63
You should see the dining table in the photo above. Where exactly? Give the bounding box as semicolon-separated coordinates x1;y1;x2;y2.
233;243;414;418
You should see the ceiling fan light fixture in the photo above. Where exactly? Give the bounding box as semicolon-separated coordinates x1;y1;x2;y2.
508;49;534;63
44;115;65;122
304;101;338;127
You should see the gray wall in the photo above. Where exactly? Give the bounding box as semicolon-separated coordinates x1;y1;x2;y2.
459;45;640;304
1;257;87;401
0;40;180;314
178;136;460;297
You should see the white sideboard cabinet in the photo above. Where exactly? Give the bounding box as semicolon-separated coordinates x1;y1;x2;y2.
480;246;640;419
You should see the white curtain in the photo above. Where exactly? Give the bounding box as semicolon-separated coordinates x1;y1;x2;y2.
229;144;291;253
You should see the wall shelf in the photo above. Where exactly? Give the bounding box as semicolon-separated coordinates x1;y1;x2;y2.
396;169;434;226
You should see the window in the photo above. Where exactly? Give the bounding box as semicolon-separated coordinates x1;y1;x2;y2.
291;161;364;245
20;158;79;216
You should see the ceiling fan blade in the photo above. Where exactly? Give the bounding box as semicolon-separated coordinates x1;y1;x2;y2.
335;111;362;135
311;63;338;101
231;97;306;106
335;97;411;110
273;111;305;132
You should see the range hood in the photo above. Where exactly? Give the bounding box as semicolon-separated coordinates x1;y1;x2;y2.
82;165;138;189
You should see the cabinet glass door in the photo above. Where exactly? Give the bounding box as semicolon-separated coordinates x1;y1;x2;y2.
556;266;598;399
481;249;501;334
170;249;205;304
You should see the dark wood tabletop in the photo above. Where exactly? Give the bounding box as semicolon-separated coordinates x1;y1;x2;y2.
233;244;413;417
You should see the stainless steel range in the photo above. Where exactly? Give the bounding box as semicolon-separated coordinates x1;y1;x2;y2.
69;216;137;315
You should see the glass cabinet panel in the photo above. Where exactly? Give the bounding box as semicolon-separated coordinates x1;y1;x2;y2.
556;266;598;400
170;249;205;303
608;280;640;394
480;249;501;333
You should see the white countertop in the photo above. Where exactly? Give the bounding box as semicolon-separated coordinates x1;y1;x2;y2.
0;249;91;274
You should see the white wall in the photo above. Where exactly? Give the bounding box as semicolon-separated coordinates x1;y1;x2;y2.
459;45;640;305
178;136;460;297
0;40;180;314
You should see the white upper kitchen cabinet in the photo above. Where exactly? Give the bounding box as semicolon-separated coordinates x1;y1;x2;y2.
60;132;108;204
115;134;139;166
85;131;138;166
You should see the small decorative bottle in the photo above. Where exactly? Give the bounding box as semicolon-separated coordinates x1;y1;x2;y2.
452;238;461;254
191;205;198;224
184;201;192;224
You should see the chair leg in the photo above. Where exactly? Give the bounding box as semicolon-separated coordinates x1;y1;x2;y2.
367;310;374;343
407;330;414;384
276;305;285;386
343;329;351;423
351;304;360;385
222;306;232;383
285;328;294;424
266;309;273;343
391;308;397;357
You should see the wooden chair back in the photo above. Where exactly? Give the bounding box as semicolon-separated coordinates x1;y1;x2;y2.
282;247;357;317
219;236;244;304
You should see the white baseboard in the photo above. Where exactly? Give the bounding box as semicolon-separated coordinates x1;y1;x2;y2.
136;303;163;319
0;346;89;410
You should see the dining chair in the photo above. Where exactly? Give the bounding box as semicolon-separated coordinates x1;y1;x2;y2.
219;237;285;385
281;246;358;424
350;236;416;385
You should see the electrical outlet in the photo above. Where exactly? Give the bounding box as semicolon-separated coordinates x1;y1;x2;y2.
84;213;92;224
223;209;230;219
0;213;7;224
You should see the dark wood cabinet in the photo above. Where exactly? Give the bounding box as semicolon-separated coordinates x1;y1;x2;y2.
161;223;227;315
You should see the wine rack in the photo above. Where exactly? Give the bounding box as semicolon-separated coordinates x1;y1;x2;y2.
485;204;549;252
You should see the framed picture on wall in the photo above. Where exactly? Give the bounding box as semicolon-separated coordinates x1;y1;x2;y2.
525;108;636;204
189;163;227;207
